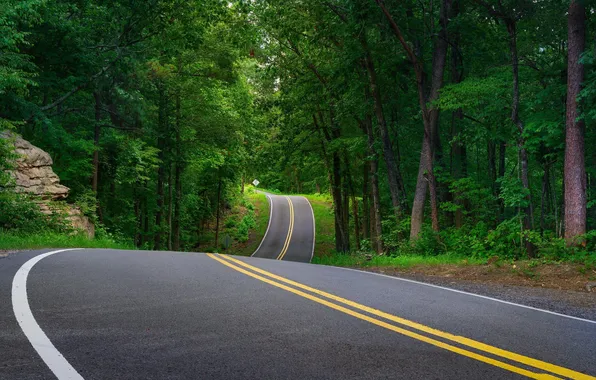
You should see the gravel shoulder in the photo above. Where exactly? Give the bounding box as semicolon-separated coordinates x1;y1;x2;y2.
0;250;22;258
361;266;596;321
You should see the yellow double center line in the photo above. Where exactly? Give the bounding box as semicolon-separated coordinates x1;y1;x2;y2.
207;253;595;380
276;196;294;260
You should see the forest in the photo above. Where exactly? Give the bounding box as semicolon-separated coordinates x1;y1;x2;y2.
1;0;595;263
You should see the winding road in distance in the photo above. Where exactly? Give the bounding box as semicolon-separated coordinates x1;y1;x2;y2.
1;191;595;379
251;193;315;263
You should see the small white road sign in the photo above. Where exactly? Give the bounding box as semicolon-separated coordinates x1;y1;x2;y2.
252;179;260;187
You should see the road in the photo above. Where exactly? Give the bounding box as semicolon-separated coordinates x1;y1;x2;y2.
251;193;314;263
1;195;595;379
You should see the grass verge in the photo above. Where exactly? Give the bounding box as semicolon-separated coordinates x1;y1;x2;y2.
302;193;335;258
0;231;134;250
226;188;270;256
312;253;483;268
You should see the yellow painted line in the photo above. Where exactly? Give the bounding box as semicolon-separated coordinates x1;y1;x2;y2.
276;196;294;260
217;254;596;380
207;254;563;379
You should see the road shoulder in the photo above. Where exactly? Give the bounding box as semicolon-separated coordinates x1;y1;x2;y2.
359;267;596;321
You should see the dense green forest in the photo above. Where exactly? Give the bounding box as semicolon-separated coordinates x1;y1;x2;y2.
1;0;595;261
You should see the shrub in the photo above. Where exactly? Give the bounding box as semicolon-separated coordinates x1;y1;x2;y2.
235;213;256;242
0;192;71;234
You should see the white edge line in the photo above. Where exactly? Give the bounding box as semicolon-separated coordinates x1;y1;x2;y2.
328;265;596;324
251;193;273;257
303;196;316;263
12;248;85;380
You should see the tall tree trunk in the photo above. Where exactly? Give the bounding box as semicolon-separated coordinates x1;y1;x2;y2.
564;0;587;245
92;91;104;223
315;111;349;252
449;3;466;228
154;83;167;250
92;92;101;194
134;186;141;247
332;150;349;252
173;95;182;251
386;0;451;239
498;140;506;220
362;162;370;240
344;153;360;250
143;196;149;247
506;20;534;256
365;115;383;253
540;164;550;235
167;164;173;250
361;38;407;218
214;173;222;249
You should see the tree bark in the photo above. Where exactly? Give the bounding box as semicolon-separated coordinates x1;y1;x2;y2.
498;140;506;220
506;19;534;256
344;153;360;250
214;173;222;249
377;0;451;239
362;162;370;240
365;115;383;253
173;95;182;251
564;0;587;245
361;37;407;218
92;92;101;194
154;83;167;250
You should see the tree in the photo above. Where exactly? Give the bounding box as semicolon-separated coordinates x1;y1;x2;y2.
564;0;587;244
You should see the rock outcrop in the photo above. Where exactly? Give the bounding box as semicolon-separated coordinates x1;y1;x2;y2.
1;131;70;199
1;131;95;238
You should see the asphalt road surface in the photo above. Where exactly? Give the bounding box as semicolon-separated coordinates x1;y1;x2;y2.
251;193;314;263
1;205;595;380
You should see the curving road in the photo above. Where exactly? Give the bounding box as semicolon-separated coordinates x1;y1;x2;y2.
1;200;596;379
251;193;315;263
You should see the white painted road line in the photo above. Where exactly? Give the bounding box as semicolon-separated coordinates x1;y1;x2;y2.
252;193;273;257
12;249;84;380
334;266;596;325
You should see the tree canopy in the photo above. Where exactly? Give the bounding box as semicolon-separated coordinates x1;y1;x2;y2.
1;0;595;259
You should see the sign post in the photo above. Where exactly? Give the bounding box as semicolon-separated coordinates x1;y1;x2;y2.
252;179;260;187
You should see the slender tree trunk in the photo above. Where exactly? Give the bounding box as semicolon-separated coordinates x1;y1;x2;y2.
154;83;167;250
167;164;173;250
450;5;466;228
375;0;450;239
365;115;383;253
134;186;141;247
92;92;101;194
540;164;550;235
362;162;370;240
564;0;587;245
214;173;222;249
410;1;451;239
315;111;349;252
344;153;360;250
498;140;506;219
361;38;407;218
173;95;182;251
505;20;534;256
143;196;149;247
332;150;348;252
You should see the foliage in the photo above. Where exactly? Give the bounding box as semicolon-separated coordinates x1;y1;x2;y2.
0;0;593;265
0;192;71;234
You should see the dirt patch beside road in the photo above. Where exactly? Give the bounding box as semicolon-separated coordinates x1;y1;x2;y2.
0;250;21;258
359;262;596;320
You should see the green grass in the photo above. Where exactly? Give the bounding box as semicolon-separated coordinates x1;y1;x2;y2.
302;193;335;258
312;253;484;268
228;189;270;256
0;231;135;250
